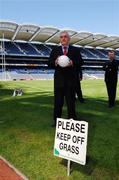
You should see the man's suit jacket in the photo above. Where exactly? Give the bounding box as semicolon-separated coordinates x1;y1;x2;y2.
49;45;83;87
103;59;118;83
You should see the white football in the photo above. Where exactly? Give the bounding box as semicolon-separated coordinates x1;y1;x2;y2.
58;55;70;67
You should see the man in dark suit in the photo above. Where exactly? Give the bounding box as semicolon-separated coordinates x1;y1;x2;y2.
49;31;83;126
103;50;118;108
75;65;84;103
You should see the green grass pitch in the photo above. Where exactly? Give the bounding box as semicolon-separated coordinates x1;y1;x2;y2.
0;80;119;180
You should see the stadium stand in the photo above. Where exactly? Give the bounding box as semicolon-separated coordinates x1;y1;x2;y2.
3;41;23;55
15;42;40;56
0;21;119;80
87;48;108;59
32;43;51;56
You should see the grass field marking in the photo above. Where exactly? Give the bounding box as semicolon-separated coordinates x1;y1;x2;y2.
0;156;29;180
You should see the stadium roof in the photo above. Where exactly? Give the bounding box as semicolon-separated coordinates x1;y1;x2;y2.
0;21;119;49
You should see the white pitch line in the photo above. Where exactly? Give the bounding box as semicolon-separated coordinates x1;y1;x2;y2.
0;156;29;180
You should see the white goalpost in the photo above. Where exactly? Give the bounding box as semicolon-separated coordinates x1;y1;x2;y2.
1;33;7;81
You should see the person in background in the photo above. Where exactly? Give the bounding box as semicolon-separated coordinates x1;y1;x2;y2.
75;65;84;103
103;50;118;108
49;31;83;127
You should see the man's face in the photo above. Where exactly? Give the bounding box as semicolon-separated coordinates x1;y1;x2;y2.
108;51;115;61
60;32;70;46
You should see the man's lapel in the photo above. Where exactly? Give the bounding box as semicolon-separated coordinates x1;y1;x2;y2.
67;45;72;57
59;46;64;55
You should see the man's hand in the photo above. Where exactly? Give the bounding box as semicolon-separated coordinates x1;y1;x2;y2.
55;57;59;66
67;60;73;67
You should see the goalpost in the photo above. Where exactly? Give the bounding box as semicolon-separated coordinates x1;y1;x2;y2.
1;33;6;81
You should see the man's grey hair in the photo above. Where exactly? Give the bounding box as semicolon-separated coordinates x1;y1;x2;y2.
60;31;70;39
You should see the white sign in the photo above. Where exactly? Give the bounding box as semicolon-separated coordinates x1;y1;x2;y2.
54;118;88;165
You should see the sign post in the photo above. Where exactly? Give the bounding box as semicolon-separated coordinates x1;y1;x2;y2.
54;118;88;175
67;160;71;176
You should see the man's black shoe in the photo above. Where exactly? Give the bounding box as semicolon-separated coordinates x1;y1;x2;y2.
108;104;114;108
79;98;85;103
